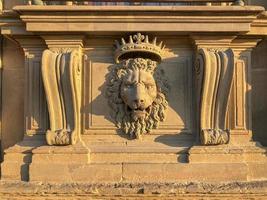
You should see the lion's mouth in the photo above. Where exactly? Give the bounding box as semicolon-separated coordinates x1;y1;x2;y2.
129;106;151;120
129;106;151;113
133;107;144;112
133;109;145;117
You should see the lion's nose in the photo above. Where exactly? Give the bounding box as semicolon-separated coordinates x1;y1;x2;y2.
134;84;145;106
134;99;144;105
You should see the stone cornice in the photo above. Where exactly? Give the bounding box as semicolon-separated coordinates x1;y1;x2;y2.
249;11;267;35
0;6;266;36
13;5;264;12
12;5;264;33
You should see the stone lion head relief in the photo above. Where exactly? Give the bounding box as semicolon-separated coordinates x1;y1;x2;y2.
120;59;157;120
106;33;169;139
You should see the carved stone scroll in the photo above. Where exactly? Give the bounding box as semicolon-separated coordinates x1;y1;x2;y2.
196;48;234;145
42;49;82;145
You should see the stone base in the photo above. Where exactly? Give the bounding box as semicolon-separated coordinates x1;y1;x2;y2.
1;138;90;182
1;136;46;181
2;137;267;183
189;142;267;163
29;135;191;182
30;163;253;182
1;180;267;200
29;142;90;182
188;143;267;181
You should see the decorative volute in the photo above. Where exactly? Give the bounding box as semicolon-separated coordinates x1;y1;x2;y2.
42;49;82;145
196;48;235;145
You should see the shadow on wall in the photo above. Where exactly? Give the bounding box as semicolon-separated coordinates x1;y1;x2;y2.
248;0;267;9
251;38;267;146
3;0;24;10
0;38;25;158
0;140;2;162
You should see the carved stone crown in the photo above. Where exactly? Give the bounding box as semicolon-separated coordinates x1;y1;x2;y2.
114;33;165;63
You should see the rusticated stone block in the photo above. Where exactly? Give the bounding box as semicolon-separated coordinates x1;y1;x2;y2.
1;153;31;181
122;163;248;182
248;163;267;180
30;163;122;182
189;145;267;163
91;153;180;164
1;180;267;200
1;161;23;180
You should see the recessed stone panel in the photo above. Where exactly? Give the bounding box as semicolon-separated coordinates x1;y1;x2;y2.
82;43;193;135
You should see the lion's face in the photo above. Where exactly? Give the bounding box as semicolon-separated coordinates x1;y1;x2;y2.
106;58;169;139
120;68;157;120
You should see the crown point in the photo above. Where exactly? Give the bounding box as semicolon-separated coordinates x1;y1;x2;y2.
114;33;165;63
145;35;149;43
129;36;134;44
153;37;157;45
115;40;120;48
121;38;126;45
159;41;163;48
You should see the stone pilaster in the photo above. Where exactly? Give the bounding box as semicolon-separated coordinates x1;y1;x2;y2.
228;38;262;145
15;37;48;137
1;36;47;181
0;35;3;159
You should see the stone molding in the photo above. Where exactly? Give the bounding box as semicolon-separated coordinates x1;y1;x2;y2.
42;35;85;52
13;6;264;33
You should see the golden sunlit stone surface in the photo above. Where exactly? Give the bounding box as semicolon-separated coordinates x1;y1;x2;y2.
1;0;267;199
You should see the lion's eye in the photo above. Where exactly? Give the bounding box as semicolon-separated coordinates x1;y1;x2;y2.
146;85;154;90
124;83;132;88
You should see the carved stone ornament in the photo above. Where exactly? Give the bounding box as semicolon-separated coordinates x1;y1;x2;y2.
42;49;82;145
30;0;44;5
196;48;234;145
107;33;169;139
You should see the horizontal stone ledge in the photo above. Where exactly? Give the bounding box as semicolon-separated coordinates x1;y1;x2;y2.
28;162;266;182
24;23;252;33
89;145;189;153
29;163;122;182
1;180;267;195
122;163;249;182
11;5;264;33
90;153;183;164
14;5;264;13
